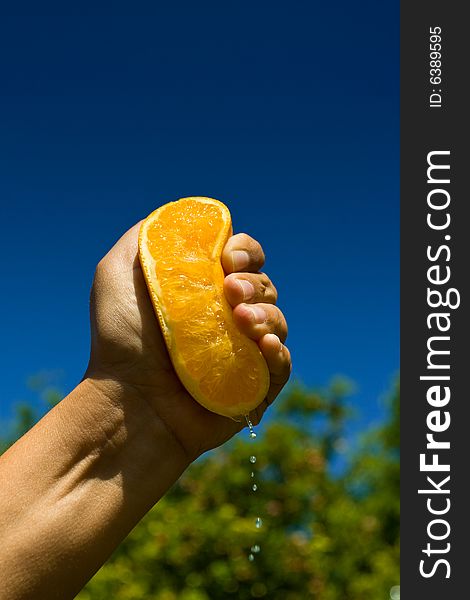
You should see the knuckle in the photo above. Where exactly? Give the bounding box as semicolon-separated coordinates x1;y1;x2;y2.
259;272;270;288
235;232;254;248
258;280;268;298
236;232;265;266
258;273;277;301
264;307;276;327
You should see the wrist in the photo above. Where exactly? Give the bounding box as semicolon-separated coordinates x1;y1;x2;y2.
81;374;192;479
0;376;191;599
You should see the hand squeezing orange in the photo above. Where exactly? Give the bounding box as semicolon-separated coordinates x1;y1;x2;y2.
138;197;270;418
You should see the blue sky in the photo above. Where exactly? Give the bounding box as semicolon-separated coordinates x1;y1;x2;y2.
0;7;398;437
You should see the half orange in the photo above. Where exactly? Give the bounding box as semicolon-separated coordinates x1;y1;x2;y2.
138;197;270;418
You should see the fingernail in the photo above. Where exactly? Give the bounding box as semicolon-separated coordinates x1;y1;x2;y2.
250;305;266;324
232;250;250;271
238;279;255;300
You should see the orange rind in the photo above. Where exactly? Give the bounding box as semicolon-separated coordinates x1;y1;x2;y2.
138;197;270;418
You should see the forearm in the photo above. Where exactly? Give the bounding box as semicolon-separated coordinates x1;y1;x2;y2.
0;377;190;600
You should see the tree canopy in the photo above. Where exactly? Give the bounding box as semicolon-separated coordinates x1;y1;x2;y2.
2;378;399;599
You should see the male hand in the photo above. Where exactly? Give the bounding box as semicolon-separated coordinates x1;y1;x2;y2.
86;223;291;460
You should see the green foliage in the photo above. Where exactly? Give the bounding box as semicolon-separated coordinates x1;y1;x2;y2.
78;379;399;599
2;378;399;599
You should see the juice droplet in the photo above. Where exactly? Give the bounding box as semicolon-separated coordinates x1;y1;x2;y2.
245;415;257;439
245;417;262;562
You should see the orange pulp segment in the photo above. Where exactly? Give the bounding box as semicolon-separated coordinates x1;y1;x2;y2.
138;197;270;418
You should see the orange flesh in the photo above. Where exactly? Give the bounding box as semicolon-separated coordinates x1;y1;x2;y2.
139;197;270;418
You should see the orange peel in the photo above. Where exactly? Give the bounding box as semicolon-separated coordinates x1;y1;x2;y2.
138;197;270;418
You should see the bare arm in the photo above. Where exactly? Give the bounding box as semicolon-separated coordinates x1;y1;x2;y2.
0;223;291;599
0;378;189;599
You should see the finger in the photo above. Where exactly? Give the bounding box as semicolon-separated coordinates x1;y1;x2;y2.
223;272;278;306
248;334;292;426
221;233;265;274
260;334;292;399
232;303;288;343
